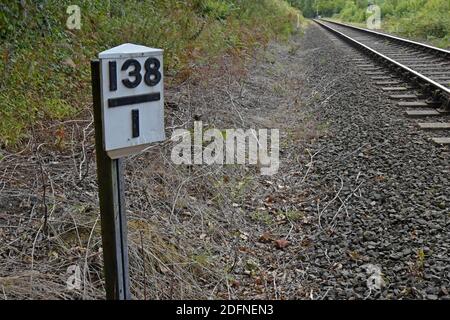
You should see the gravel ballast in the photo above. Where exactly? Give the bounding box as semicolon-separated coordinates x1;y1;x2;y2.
249;23;450;300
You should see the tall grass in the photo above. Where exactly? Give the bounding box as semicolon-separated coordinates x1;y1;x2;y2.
0;0;301;146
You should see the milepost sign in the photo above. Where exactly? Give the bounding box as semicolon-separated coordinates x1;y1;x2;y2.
99;43;165;158
91;43;165;300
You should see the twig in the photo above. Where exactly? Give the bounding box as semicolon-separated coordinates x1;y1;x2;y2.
140;229;147;300
83;215;100;299
36;143;48;235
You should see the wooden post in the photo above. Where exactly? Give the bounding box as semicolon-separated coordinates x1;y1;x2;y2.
91;60;131;300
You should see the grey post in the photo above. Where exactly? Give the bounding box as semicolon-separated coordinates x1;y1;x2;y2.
91;60;131;300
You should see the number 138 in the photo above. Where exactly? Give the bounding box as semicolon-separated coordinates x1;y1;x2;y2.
109;57;161;91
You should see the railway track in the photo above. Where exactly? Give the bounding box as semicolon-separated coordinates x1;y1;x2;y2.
315;19;450;145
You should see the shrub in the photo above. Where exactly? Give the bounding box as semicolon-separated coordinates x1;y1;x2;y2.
0;0;301;146
290;0;449;47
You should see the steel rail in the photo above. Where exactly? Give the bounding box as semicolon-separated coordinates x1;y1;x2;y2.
320;18;450;56
314;19;450;101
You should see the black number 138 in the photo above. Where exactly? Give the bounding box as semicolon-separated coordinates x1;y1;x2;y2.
109;57;161;91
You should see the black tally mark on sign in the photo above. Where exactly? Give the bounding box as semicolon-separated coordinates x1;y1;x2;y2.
107;57;162;139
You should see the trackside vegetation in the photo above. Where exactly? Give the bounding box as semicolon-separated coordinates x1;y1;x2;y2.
0;0;302;146
288;0;450;48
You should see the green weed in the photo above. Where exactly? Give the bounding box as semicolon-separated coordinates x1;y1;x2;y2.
0;0;302;146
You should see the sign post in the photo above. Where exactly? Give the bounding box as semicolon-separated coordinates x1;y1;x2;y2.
91;44;165;300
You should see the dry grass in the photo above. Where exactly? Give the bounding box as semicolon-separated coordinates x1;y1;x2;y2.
0;24;324;299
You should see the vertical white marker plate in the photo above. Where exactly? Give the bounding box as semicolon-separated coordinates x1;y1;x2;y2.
99;43;165;158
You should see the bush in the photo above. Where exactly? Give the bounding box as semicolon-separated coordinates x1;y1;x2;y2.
0;0;301;146
193;0;235;20
289;0;449;47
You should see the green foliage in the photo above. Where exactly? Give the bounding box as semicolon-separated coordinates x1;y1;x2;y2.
0;0;301;146
340;1;363;22
390;0;450;41
289;0;449;47
193;0;235;20
288;0;347;17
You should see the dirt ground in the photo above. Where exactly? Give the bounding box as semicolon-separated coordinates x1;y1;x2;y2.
0;23;449;300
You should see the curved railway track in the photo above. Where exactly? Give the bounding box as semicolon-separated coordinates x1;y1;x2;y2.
315;19;450;145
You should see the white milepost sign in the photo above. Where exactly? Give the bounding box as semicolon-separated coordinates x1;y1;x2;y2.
99;43;165;158
91;43;166;300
